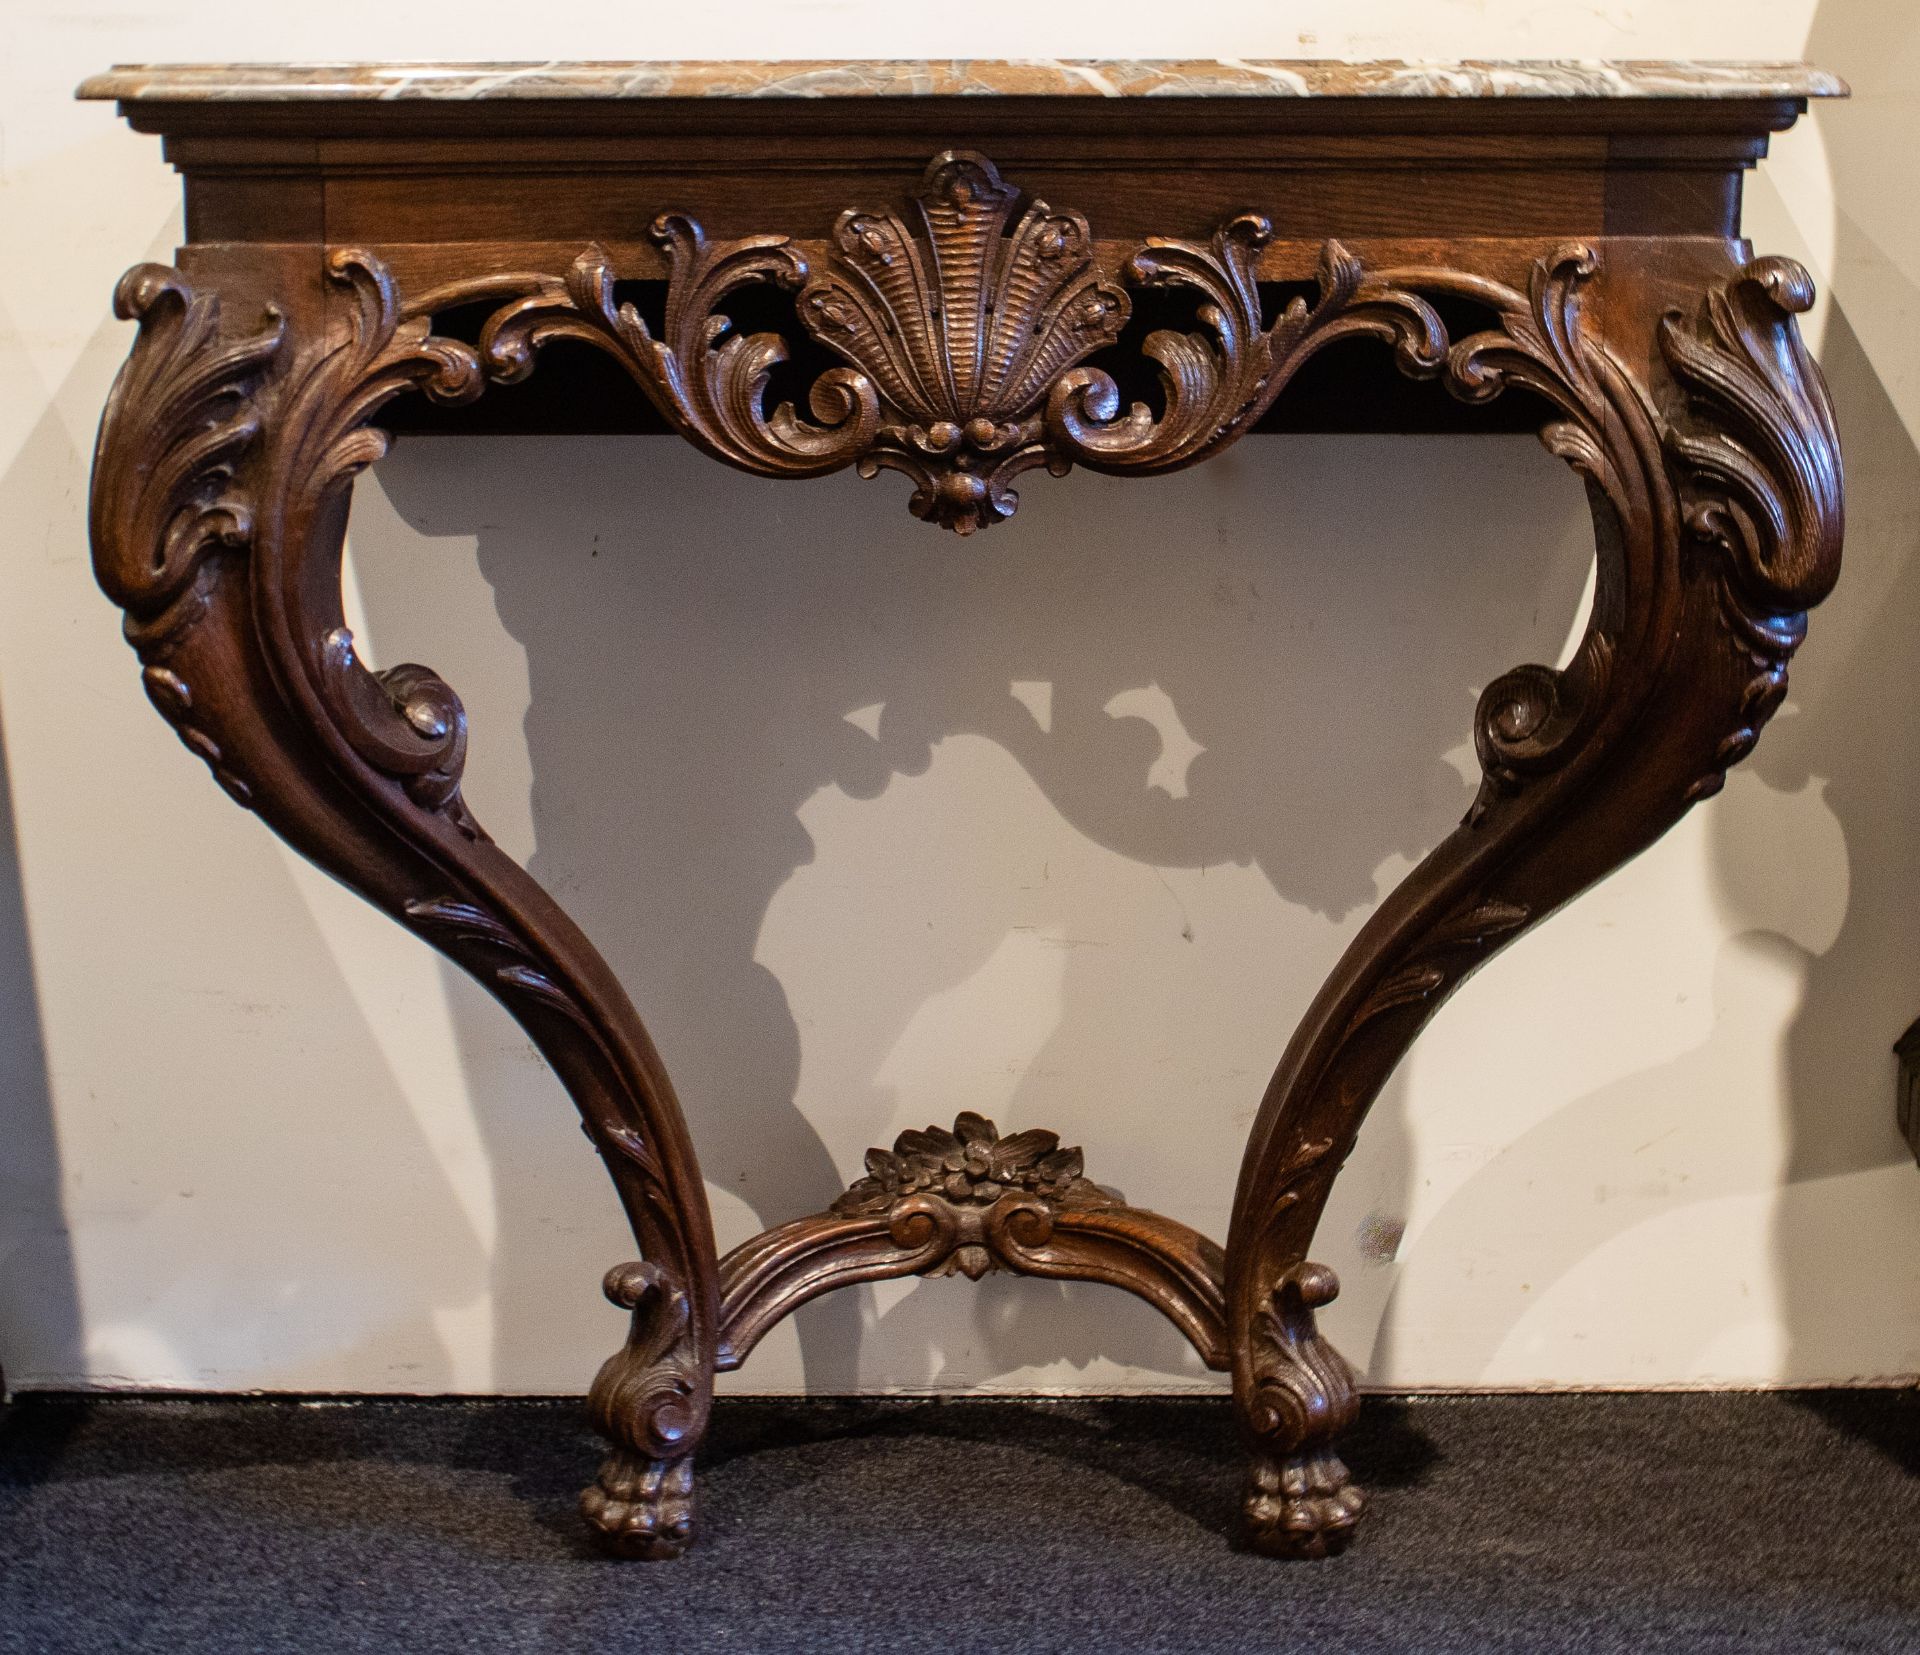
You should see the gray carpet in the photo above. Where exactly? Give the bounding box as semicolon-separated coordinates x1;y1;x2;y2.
1;1392;1916;1653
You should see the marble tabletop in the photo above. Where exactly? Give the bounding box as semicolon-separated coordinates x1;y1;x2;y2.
77;59;1846;103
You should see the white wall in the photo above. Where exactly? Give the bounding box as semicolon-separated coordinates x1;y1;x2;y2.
2;1;1917;1397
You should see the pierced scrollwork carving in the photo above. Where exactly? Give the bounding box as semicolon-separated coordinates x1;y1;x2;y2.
401;152;1457;532
479;221;879;477
1053;226;1445;472
476;151;1128;532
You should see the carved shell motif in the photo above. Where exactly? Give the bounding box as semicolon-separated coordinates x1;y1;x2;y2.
797;152;1131;533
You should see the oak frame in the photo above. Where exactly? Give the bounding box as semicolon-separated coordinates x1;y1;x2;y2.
84;82;1843;1561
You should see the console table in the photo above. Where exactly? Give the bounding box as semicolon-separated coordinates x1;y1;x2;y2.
78;58;1847;1561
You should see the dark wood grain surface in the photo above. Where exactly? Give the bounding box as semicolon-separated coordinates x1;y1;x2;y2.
82;70;1845;1562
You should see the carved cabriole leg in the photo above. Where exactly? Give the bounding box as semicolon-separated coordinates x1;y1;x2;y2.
1223;246;1843;1557
89;256;721;1559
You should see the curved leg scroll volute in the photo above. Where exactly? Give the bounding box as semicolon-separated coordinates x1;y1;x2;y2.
582;1262;704;1558
1241;1263;1365;1557
1224;249;1844;1557
89;256;721;1558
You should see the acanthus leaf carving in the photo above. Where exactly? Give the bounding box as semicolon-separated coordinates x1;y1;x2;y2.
480;223;879;478
1051;227;1446;473
1347;896;1533;1033
90;264;286;628
1660;256;1843;619
265;251;493;829
834;1110;1110;1218
1418;246;1637;809
402;894;674;1234
290;248;489;513
1658;256;1843;803
88;266;287;806
833;1111;1114;1278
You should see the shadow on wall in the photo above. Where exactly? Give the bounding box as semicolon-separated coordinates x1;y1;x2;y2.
352;416;1592;1395
0;198;495;1392
1359;18;1920;1389
1767;0;1920;1388
1358;302;1920;1384
1749;307;1920;1381
0;707;68;1393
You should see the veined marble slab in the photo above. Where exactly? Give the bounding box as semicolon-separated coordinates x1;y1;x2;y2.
77;59;1847;103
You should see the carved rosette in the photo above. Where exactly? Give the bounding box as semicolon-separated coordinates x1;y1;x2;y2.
836;1111;1106;1214
833;1112;1114;1279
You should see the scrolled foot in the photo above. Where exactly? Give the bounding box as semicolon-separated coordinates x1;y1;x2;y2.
1237;1260;1367;1559
1243;1445;1367;1559
582;1259;713;1560
582;1450;696;1559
